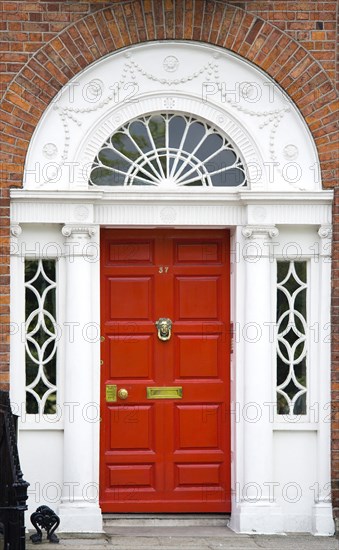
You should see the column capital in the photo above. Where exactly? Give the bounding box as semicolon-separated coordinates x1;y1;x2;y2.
242;225;279;240
318;224;332;240
62;224;97;239
10;223;22;255
62;224;98;258
318;224;332;257
10;223;22;238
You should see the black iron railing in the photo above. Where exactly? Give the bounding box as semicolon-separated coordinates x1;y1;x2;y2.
0;390;29;550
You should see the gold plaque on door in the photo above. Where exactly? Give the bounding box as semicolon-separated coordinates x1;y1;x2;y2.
106;385;117;402
146;387;183;399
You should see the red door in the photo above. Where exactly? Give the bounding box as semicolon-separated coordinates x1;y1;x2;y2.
100;229;231;512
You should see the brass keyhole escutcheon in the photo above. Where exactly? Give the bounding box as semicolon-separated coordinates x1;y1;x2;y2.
155;318;172;341
118;388;128;400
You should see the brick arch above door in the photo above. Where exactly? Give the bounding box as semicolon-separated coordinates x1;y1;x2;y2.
1;0;337;190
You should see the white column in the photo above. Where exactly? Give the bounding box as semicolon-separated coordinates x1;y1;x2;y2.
9;224;25;410
311;225;334;535
58;225;102;533
231;225;283;534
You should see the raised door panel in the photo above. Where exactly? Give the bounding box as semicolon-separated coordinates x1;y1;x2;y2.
109;335;153;379
176;276;220;320
109;277;153;320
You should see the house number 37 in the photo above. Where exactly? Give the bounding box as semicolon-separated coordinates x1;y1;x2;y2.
158;266;169;273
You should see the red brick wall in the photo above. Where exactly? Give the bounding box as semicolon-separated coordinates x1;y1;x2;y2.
1;0;338;524
228;1;338;86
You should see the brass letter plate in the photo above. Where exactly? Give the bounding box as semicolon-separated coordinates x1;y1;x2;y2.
106;384;117;402
146;387;183;399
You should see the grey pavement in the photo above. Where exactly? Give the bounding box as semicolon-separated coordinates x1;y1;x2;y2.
26;526;339;550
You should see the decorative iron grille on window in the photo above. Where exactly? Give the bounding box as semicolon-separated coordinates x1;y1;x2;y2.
24;260;57;414
276;261;307;415
89;113;247;188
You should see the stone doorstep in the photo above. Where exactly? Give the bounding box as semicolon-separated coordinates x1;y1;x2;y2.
102;513;231;527
26;516;339;549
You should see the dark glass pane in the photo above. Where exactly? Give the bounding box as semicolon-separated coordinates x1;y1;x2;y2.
91;166;125;186
276;289;289;324
208;149;238;171
295;261;307;283
283;379;299;400
277;356;289;386
278;315;289;335
168;116;186;149
132;174;154;185
44;356;57;386
25;259;39;283
111;132;139;162
176;159;194;179
277;393;289;415
210;167;245;187
44;287;56;316
149;115;165;149
44;340;56;364
26;351;38;386
278;340;289;362
42;260;55;280
34;378;50;399
294;357;306;387
284;328;299;347
98;148;130;171
30;271;46;293
277;262;289;284
44;393;57;415
183;121;205;152
27;339;39;362
128;120;152;153
158;154;167;176
25;288;39;323
293;393;306;415
295;288;306;320
179;169;203;185
195;133;223;161
282;273;300;295
26;393;38;414
294;316;305;334
294;341;305;362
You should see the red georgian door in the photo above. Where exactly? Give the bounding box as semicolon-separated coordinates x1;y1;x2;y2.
100;229;231;512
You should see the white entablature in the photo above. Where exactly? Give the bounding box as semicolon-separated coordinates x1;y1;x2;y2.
24;41;320;193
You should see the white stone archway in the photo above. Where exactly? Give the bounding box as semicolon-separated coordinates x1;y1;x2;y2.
10;41;333;535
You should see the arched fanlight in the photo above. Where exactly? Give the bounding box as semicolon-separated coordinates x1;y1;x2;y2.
89;113;247;188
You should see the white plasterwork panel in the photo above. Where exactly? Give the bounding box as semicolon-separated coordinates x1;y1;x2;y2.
24;42;320;193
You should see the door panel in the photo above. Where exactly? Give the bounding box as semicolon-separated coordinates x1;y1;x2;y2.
176;277;220;319
109;335;153;379
109;277;153;319
100;229;231;512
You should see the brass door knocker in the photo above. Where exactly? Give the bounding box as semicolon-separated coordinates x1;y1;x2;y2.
155;318;172;341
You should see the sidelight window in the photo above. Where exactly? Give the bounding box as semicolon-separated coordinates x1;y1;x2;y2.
276;261;307;415
24;259;58;414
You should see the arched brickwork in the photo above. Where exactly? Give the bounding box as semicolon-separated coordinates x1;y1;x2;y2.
0;1;337;190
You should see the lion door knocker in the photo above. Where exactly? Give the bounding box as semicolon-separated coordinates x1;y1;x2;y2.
155;318;172;341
